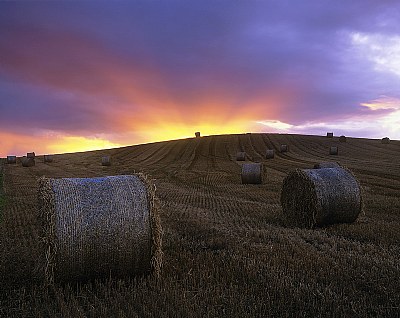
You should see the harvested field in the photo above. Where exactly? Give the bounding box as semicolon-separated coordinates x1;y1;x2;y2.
1;133;400;317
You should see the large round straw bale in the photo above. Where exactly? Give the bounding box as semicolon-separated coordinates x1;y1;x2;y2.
381;137;390;144
265;149;275;159
38;174;162;283
27;152;35;158
327;132;333;138
280;144;288;153
101;156;111;166
6;155;17;164
44;155;53;163
195;131;200;138
241;163;262;184
329;146;338;155
313;162;340;169
339;135;346;142
236;152;246;161
22;157;35;167
281;167;362;228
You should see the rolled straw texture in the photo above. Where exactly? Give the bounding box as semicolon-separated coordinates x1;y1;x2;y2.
38;174;162;284
7;156;17;164
280;167;362;228
22;157;35;167
27;152;35;158
313;162;340;169
280;145;288;153
329;146;338;155
241;163;263;184
236;152;246;161
101;156;111;166
265;149;274;159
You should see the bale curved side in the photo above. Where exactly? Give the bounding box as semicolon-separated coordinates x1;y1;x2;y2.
241;163;262;184
381;137;390;144
265;149;274;159
44;155;53;163
22;157;35;167
339;135;346;142
281;167;362;228
38;174;162;283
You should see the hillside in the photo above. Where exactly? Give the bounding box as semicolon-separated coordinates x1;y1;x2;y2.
1;133;399;317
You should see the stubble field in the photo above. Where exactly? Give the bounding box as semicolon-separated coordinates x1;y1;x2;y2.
1;133;399;317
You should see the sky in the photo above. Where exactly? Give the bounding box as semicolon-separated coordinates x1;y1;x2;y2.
1;0;400;156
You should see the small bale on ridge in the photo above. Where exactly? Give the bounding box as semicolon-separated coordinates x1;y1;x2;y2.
21;157;35;167
6;155;17;164
265;149;275;159
381;137;390;144
44;155;53;163
195;132;200;138
329;146;338;155
339;135;346;142
101;156;111;166
236;152;246;161
327;132;333;138
280;167;362;228
38;174;163;284
27;152;35;158
241;163;263;184
280;144;288;153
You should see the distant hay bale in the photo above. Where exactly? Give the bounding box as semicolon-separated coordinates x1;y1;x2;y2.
381;137;390;144
280;144;288;153
327;132;333;138
236;152;246;161
195;132;200;138
27;152;35;158
329;146;338;155
313;162;340;169
38;174;162;284
265;149;275;159
339;135;346;142
21;157;35;167
241;163;262;184
44;155;53;163
280;167;362;228
101;156;111;166
6;155;17;164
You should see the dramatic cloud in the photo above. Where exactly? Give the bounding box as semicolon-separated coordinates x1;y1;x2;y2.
1;1;399;156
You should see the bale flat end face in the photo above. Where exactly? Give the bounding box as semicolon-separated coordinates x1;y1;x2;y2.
265;149;275;159
329;146;338;155
38;174;162;284
281;167;362;228
280;145;288;153
241;163;263;184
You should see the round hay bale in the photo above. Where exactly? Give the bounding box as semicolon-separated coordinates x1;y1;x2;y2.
313;162;340;169
241;163;262;184
44;155;53;163
38;174;163;283
27;152;35;158
280;144;288;153
280;167;362;228
339;135;346;142
381;137;390;144
195;131;200;138
329;146;338;155
236;152;246;161
21;157;35;167
101;156;111;166
265;149;274;159
327;132;333;138
6;155;17;164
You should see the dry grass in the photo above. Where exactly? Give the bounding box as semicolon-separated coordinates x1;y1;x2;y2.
236;151;246;161
313;162;340;169
1;133;399;317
